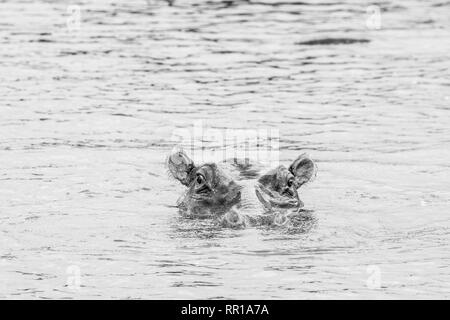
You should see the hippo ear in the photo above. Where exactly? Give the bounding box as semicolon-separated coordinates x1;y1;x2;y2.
288;153;316;188
166;148;196;186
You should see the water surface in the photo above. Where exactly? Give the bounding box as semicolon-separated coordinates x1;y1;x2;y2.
0;0;449;299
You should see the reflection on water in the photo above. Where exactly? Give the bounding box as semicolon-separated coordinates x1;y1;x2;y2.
0;0;449;299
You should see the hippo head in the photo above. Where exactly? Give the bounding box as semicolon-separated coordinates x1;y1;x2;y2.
167;148;316;217
167;149;241;215
255;154;316;211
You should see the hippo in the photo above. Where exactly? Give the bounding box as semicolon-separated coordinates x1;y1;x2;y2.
166;148;317;228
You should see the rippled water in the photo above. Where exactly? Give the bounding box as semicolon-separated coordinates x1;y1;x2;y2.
1;0;449;299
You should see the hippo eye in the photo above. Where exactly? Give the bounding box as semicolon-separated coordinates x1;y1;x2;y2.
194;173;210;193
196;174;206;185
287;178;294;187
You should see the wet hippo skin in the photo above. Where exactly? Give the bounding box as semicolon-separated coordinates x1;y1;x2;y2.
167;148;317;228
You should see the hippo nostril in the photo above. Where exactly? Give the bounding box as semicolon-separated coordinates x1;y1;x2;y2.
273;213;289;226
229;213;239;223
227;209;240;223
223;208;245;227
